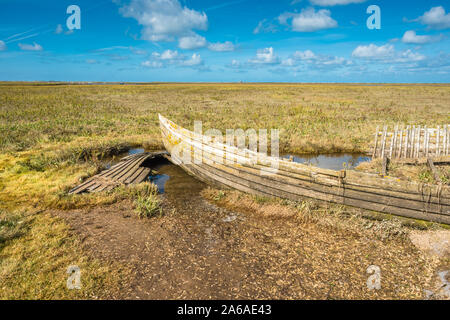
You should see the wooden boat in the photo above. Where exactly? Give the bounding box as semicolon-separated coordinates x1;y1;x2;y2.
159;115;450;224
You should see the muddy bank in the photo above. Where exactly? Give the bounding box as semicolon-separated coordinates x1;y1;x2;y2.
54;157;449;299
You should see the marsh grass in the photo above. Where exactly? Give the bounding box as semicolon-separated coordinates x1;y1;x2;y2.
0;210;127;299
133;183;161;219
0;210;29;246
0;83;449;299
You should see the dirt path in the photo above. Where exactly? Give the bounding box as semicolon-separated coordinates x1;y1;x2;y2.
54;163;449;299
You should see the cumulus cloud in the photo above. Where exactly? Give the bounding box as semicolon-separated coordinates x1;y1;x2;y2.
249;47;279;64
119;0;208;42
207;41;235;52
292;49;351;67
18;42;43;51
146;50;202;68
0;40;6;51
309;0;366;6
293;49;317;60
352;44;394;59
417;6;450;30
157;49;182;60
182;53;202;66
279;8;337;32
178;34;207;49
352;43;425;63
401;30;441;44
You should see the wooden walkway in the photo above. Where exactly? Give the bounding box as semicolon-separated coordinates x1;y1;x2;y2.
372;124;449;160
69;152;165;194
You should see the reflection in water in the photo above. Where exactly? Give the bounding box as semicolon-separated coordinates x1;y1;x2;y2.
281;153;371;171
148;174;170;193
128;148;145;155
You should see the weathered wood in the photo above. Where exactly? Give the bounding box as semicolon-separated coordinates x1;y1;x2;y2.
160;115;450;224
391;125;398;159
427;158;442;184
381;126;388;159
193;146;449;214
381;156;389;176
416;126;421;158
436;126;441;156
372;125;379;158
372;124;449;160
69;152;164;194
397;127;403;159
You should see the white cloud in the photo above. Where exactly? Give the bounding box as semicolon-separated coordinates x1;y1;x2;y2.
352;43;425;63
159;49;182;60
119;0;208;41
293;50;317;60
182;53;202;66
352;44;394;59
280;8;337;32
148;50;202;68
0;40;6;51
253;19;278;34
178;34;207;49
417;6;450;30
249;47;279;64
292;49;350;67
281;58;295;66
18;42;43;51
401;30;440;44
55;24;63;34
208;41;235;52
397;49;426;63
309;0;366;6
142;60;163;68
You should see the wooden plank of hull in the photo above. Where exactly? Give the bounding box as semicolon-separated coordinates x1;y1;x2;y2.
188;159;449;224
194;147;449;216
160;119;449;199
186;141;450;207
165;133;450;208
159;114;450;224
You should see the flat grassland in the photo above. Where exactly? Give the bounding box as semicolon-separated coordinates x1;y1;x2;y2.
0;83;449;299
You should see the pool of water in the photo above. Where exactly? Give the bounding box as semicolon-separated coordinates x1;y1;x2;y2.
281;153;371;171
128;148;145;155
148;174;170;193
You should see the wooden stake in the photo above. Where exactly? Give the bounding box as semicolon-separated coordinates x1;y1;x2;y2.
416;126;421;159
443;125;447;156
404;126;409;159
372;125;380;158
381;126;388;159
392;125;398;158
382;156;389;176
436;126;440;156
398;127;403;159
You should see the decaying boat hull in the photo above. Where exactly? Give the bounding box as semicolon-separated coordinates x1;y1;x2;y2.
159;114;450;224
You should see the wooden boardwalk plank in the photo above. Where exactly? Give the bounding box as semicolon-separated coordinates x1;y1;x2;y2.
68;152;166;194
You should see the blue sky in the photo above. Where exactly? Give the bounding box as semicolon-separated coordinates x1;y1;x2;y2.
0;0;449;82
